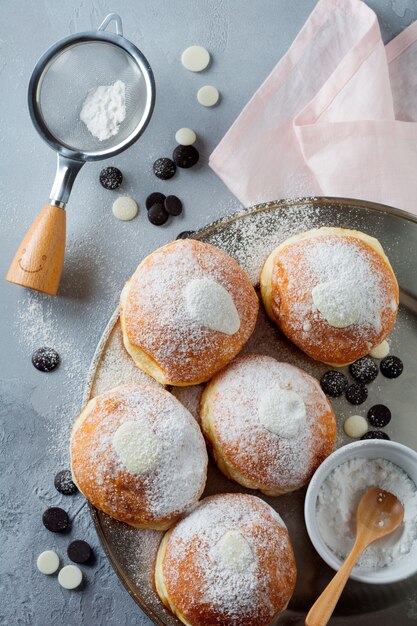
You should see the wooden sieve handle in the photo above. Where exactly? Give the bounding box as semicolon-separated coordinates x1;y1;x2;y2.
6;204;66;296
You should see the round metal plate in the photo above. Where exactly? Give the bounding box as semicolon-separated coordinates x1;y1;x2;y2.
83;197;417;626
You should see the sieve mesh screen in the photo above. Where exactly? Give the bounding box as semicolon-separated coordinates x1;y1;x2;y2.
37;41;146;153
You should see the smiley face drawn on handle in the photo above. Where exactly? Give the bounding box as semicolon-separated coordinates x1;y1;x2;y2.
18;248;47;274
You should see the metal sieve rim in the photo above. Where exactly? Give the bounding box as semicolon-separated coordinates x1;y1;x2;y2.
28;30;155;161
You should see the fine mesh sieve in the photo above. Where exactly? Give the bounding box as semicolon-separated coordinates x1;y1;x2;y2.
38;41;147;155
7;13;155;295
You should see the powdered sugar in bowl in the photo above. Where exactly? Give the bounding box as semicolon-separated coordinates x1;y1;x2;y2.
304;440;417;583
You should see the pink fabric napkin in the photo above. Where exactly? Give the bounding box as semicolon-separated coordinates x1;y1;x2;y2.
209;0;417;215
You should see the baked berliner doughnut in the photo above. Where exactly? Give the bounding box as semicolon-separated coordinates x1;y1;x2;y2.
120;239;258;386
155;493;296;626
260;227;398;366
70;384;208;530
200;354;336;495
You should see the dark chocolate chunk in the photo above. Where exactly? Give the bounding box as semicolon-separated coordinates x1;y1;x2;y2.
148;203;169;225
367;404;391;428
361;430;390;440
54;469;78;496
146;192;166;210
320;371;348;397
172;145;199;168
346;382;368;405
32;347;60;372
153;158;176;180
380;356;403;379
176;230;195;240
42;507;70;533
99;166;123;190
164;195;183;216
67;540;92;564
349;357;379;384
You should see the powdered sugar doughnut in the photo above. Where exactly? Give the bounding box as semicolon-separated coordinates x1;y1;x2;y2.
120;240;258;386
201;355;336;495
260;227;398;366
70;384;208;530
155;493;296;626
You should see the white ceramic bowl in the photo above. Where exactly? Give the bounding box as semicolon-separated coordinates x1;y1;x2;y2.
304;440;417;584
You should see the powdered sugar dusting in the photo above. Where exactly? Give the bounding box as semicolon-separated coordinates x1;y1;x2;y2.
90;319;160;397
162;494;296;624
99;515;164;604
201;200;324;285
171;383;203;424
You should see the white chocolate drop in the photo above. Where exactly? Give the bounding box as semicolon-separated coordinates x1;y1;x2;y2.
181;45;210;72
344;414;368;439
58;565;83;590
369;340;390;359
197;85;219;107
312;280;360;328
259;388;306;438
37;550;59;575
113;421;161;475
215;530;254;572
175;128;197;146
183;278;240;335
112;196;138;221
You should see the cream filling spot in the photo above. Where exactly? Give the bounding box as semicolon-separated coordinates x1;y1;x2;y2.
112;420;161;475
312;279;361;328
259;388;306;438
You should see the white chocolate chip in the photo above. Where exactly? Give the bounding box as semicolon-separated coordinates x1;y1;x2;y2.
214;530;254;572
58;565;83;590
112;196;138;221
344;415;368;439
369;340;390;359
181;45;210;72
113;421;161;475
37;550;59;575
197;85;220;107
175;128;197;146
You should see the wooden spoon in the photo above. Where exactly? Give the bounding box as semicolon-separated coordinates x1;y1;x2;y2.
305;486;404;626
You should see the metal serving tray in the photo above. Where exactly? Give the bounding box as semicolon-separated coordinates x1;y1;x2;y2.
83;197;417;625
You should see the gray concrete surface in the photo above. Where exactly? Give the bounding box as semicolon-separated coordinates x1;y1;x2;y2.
1;1;416;625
